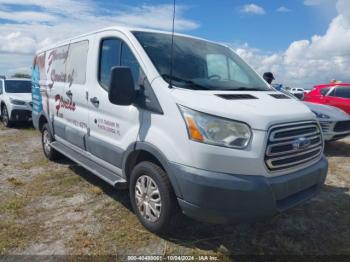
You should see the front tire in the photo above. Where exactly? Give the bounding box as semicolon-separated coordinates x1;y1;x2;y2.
42;123;60;160
130;161;179;234
1;105;13;128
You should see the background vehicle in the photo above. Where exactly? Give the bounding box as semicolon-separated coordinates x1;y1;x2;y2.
284;87;305;100
304;102;350;141
32;27;328;233
275;88;350;142
304;84;350;115
0;78;32;127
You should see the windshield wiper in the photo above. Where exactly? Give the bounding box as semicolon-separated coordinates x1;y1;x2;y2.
161;74;212;90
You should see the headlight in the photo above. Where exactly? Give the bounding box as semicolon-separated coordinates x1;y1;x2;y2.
9;98;26;105
312;111;330;119
179;105;252;149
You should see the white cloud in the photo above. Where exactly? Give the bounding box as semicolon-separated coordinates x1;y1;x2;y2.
0;32;37;53
0;0;92;15
0;1;199;76
241;4;266;15
276;6;291;12
235;0;350;88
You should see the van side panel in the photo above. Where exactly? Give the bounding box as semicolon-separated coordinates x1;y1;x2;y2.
32;52;47;130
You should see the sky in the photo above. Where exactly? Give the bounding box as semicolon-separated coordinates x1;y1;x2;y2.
0;0;349;89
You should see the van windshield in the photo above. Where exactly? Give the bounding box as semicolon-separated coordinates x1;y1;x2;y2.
133;31;269;91
5;80;32;93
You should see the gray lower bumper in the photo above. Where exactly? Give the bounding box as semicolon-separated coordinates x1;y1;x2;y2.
168;157;328;224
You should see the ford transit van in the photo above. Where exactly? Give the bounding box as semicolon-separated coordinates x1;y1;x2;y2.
32;27;328;233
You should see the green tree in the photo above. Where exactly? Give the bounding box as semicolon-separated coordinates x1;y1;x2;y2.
11;73;31;79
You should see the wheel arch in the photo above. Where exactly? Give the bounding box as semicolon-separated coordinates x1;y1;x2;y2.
38;114;48;132
122;142;183;198
1;100;6;111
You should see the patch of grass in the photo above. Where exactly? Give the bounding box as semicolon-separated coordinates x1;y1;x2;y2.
19;158;49;170
6;177;24;187
59;174;82;186
88;186;103;196
0;220;28;254
0;197;26;214
69;230;108;255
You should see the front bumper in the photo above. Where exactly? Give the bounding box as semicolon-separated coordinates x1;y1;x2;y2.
319;121;350;141
169;157;328;224
10;109;32;121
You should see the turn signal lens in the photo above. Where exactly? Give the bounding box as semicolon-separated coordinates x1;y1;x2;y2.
185;116;204;142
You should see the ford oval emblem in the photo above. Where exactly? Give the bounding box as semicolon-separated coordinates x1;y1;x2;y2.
293;137;311;150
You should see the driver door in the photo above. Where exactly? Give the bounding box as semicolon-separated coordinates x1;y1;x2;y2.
86;32;142;168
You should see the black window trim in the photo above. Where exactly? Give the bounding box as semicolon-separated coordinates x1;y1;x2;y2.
98;37;122;91
98;36;144;92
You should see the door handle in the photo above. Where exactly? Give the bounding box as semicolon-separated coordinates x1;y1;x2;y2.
90;97;99;106
66;90;73;97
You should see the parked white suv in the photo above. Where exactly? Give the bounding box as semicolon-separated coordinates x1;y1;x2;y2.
32;27;328;233
0;78;33;127
284;87;305;100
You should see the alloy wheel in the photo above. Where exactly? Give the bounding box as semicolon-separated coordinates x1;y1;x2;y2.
135;175;162;222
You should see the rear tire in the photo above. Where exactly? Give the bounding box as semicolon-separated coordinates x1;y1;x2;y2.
1;105;13;128
42;123;60;160
129;161;179;234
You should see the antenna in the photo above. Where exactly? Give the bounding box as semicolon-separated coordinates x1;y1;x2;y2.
169;0;176;88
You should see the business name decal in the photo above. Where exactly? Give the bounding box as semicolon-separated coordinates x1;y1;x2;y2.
55;94;76;115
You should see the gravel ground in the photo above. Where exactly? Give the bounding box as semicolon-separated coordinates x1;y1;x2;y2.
0;123;349;258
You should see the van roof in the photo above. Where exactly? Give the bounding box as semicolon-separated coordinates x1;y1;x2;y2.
36;26;225;54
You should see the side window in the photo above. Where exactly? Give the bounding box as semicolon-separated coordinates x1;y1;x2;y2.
320;88;330;96
99;38;121;90
328;88;336;97
66;40;89;85
207;54;228;80
48;45;69;83
335;86;350;99
121;43;141;88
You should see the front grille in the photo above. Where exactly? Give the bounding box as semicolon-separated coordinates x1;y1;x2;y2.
334;121;350;132
265;122;323;171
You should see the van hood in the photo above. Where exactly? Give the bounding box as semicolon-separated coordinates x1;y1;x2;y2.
171;89;315;130
8;93;32;103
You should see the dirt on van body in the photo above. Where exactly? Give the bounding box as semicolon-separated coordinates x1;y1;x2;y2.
0;123;349;257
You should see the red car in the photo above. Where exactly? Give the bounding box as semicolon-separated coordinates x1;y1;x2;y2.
304;83;350;115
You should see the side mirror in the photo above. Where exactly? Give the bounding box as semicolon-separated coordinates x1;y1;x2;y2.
108;66;137;106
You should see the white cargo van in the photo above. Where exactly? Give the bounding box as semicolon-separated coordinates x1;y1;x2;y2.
32;26;328;233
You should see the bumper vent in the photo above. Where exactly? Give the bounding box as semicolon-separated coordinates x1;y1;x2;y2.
319;121;332;133
216;94;258;100
265;122;323;171
334;121;350;132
